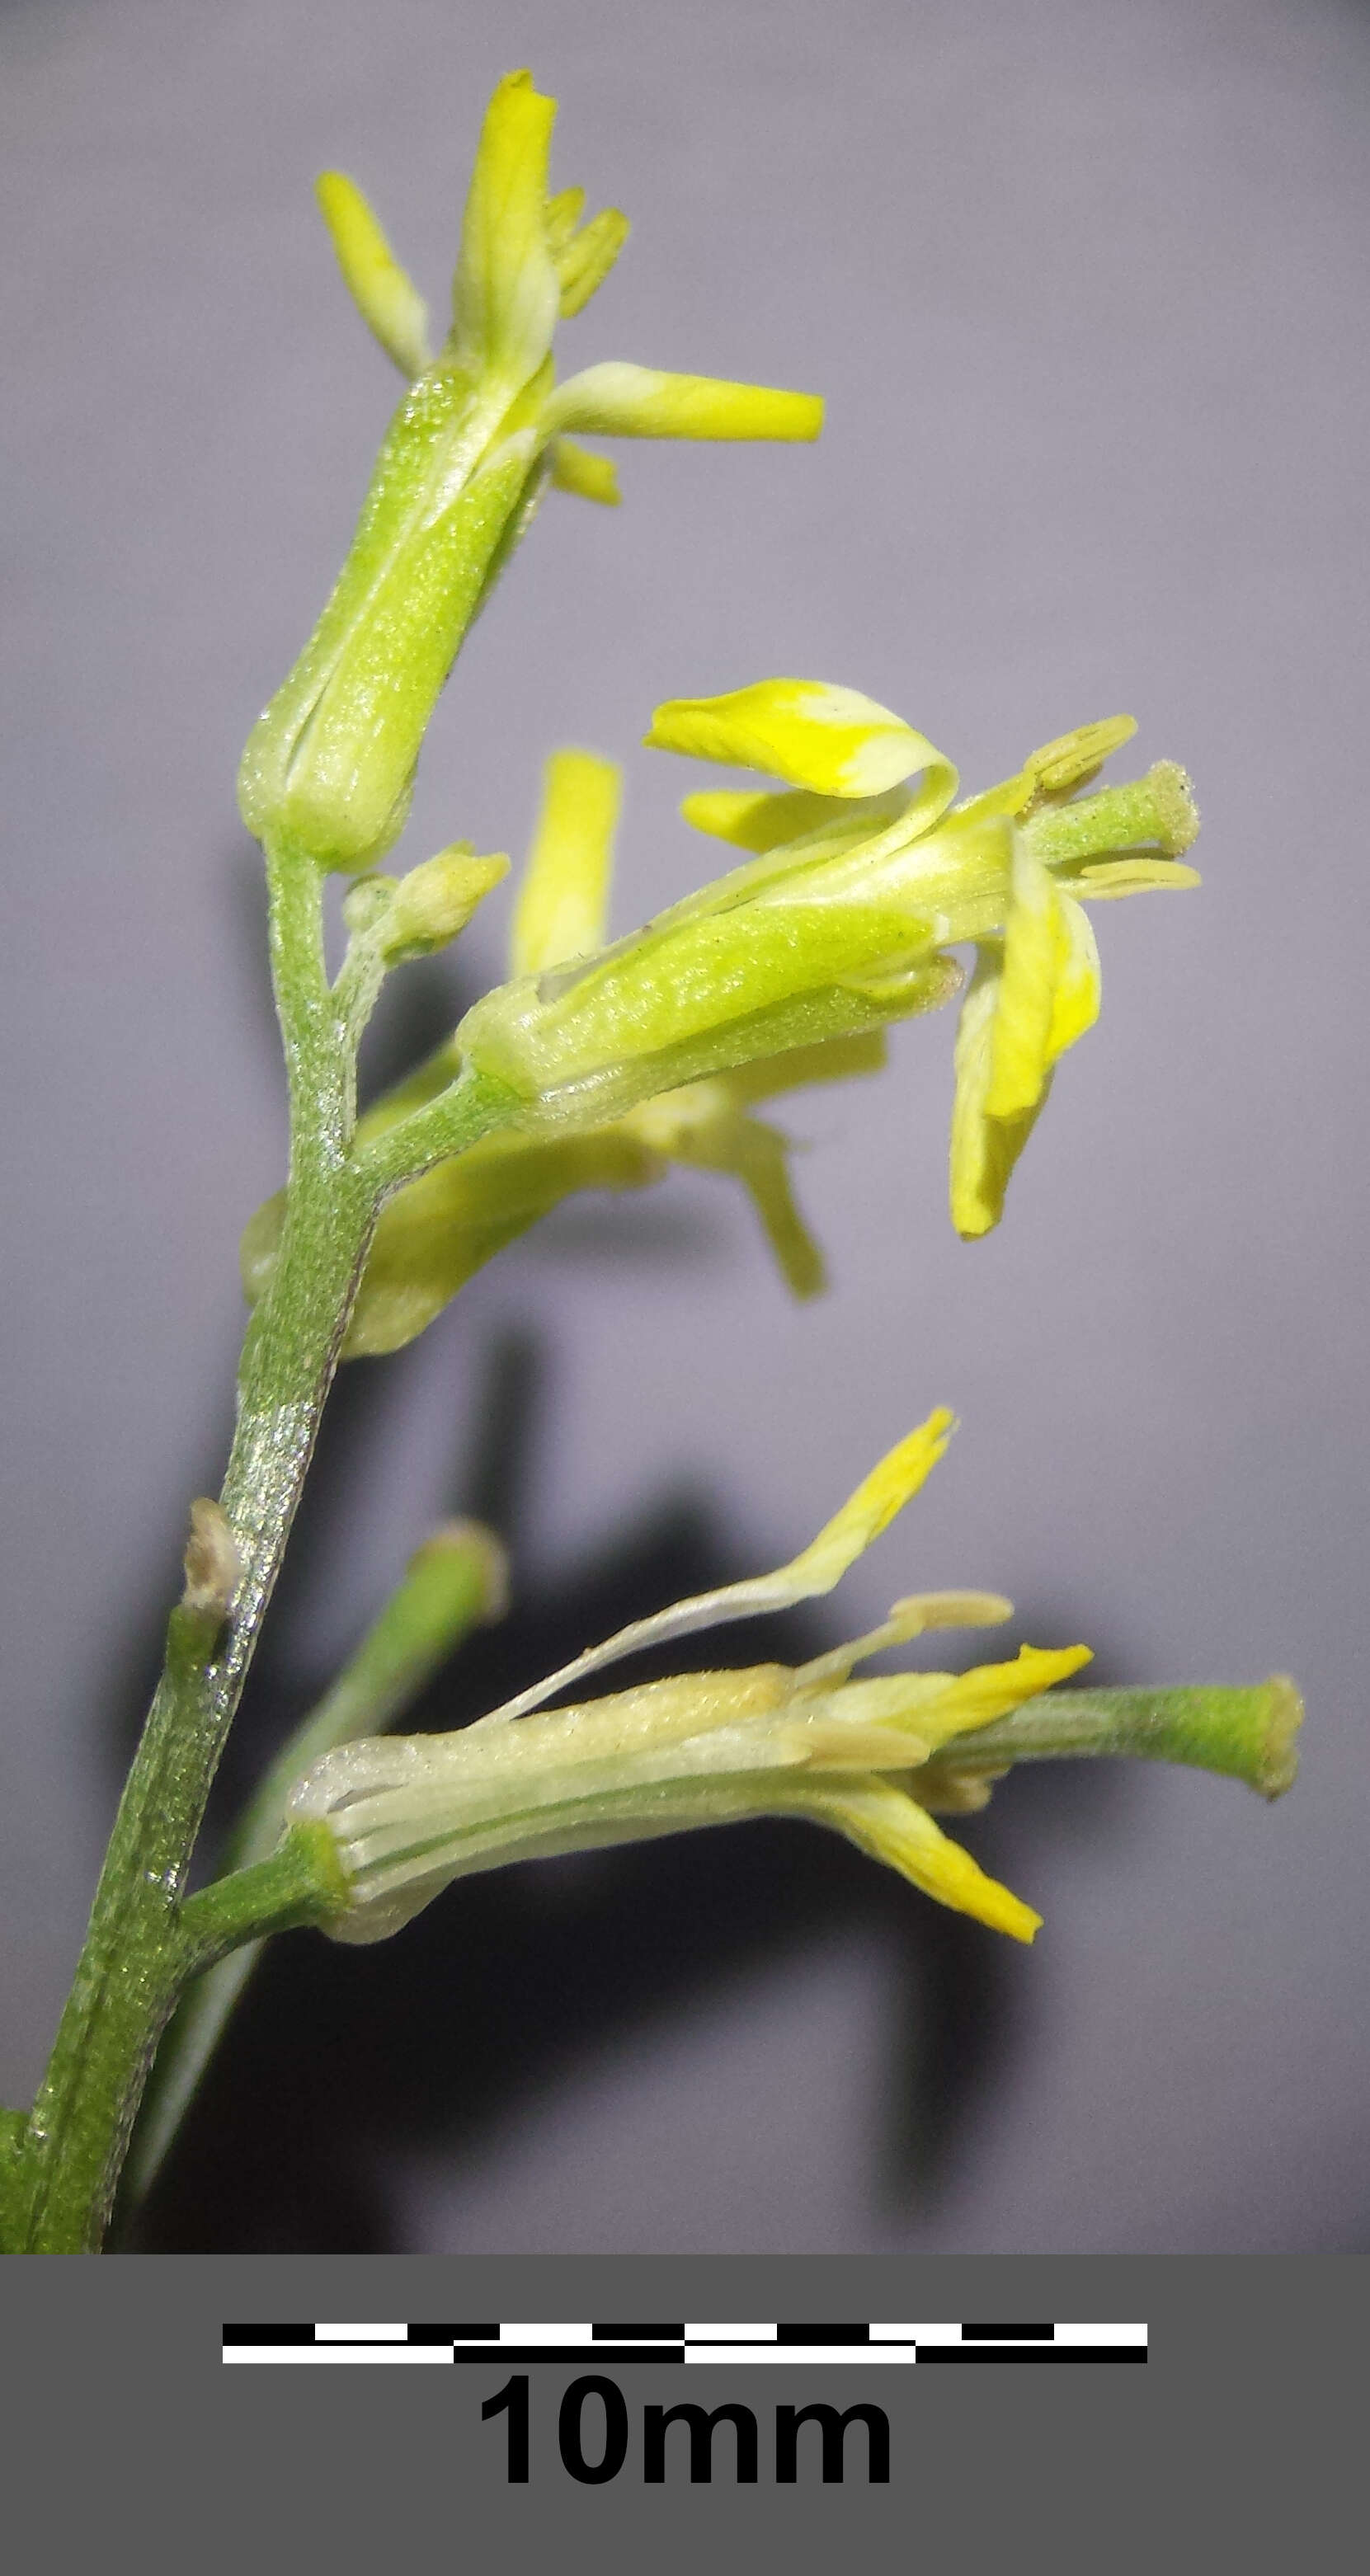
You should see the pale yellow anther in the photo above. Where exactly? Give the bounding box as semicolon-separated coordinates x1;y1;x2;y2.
793;1590;1014;1691
315;172;431;379
1025;716;1137;799
555;204;630;317
647;679;956;801
1067;857;1203;900
544;186;586;252
511;748;621;975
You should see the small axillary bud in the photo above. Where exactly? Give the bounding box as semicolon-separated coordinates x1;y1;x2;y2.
372;846;511;963
179;1498;242;1639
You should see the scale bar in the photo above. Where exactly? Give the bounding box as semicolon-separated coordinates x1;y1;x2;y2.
222;2320;1147;2367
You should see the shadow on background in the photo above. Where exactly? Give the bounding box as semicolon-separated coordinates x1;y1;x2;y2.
110;1316;1133;2254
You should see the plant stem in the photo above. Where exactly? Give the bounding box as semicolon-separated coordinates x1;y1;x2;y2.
15;842;514;2251
20;1178;371;2249
125;1521;505;2202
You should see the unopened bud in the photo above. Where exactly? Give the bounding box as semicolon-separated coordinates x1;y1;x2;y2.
375;847;510;962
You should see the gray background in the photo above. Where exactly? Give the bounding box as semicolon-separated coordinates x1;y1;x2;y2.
7;2257;1354;2564
1;0;1366;2250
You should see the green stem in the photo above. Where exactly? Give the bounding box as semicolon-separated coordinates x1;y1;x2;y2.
15;840;514;2252
125;1521;505;2202
177;1826;351;1975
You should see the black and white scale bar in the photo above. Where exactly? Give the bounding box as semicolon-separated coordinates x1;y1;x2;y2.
223;2320;1146;2366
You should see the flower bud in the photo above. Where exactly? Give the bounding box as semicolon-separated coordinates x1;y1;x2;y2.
373;846;510;963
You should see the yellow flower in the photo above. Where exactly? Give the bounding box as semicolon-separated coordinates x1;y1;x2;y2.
239;73;822;875
285;1413;1089;1944
460;681;1198;1241
242;699;1196;1340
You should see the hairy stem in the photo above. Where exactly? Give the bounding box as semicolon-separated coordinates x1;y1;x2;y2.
15;844;512;2250
126;1522;505;2202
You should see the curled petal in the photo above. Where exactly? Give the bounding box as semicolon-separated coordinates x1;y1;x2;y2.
315;172;431;378
680;785;878;853
678;781;930;856
546;360;823;444
647;678;957;801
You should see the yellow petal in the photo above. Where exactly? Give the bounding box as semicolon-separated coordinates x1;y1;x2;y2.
511;748;621;974
315;172;431;378
1046;891;1102;1060
986;839;1099;1121
680;786;865;852
914;1643;1094;1750
949;945;1043;1239
551;438;622;505
647;679;957;801
452;70;560;388
546;361;823;444
798;1780;1042;1941
783;1411;956;1591
468;1412;954;1730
